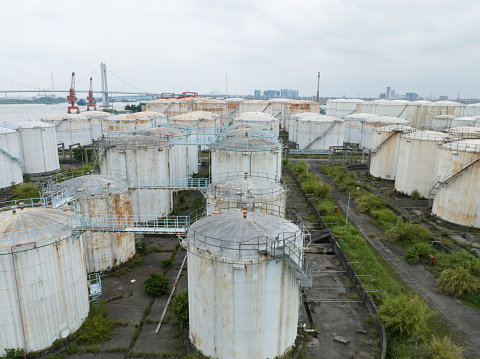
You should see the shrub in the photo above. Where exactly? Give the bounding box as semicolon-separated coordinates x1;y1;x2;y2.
22;173;31;183
13;183;40;200
76;301;119;345
282;158;289;167
386;220;432;244
428;335;464;359
168;290;189;328
370;208;397;227
136;241;146;255
3;348;25;359
144;273;169;297
72;146;93;162
404;242;432;264
302;179;331;198
437;267;479;298
161;257;173;269
377;293;431;339
355;193;387;215
411;189;421;200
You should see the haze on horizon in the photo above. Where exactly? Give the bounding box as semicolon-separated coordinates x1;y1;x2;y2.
1;0;479;99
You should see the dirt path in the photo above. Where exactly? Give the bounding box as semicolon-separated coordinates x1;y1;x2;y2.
304;162;480;357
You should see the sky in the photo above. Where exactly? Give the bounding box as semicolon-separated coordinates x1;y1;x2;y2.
1;0;480;99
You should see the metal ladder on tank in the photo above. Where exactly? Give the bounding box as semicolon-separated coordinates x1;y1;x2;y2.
0;145;26;173
370;131;398;154
87;273;102;308
428;153;480;206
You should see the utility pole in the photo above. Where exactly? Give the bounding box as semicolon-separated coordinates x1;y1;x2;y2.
316;72;320;103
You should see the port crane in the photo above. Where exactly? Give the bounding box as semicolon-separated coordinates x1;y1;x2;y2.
67;72;80;114
87;77;96;111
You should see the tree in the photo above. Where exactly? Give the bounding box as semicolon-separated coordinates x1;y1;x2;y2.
168;289;189;328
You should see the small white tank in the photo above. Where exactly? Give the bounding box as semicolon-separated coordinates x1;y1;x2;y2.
99;135;172;217
186;211;304;359
0;207;89;353
432;140;480;227
395;131;449;197
207;173;287;217
343;113;378;145
0;127;23;189
103;113;154;137
239;99;269;113
430;115;455;129
52;175;136;272
137;111;168;127
286;112;317;133
15;121;60;175
360;116;410;150
451;116;477;128
41;113;92;147
210;135;282;180
294;115;344;150
80;110;112;140
463;103;480;117
326;98;365;117
233;112;280;136
369;125;415;180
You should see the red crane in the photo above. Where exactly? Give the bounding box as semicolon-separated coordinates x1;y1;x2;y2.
67;72;80;114
87;77;96;111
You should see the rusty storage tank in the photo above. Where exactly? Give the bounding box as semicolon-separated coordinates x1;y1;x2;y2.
99;135;172;217
360;116;410;150
144;98;177;117
137;111;168;127
210;133;282;181
193;98;227;121
167;121;200;175
143;127;190;180
233;112;280;136
0;127;24;189
103;113;153;137
207;172;287;217
285;100;321;119
432;140;480;227
326;98;365;117
80;110;112;140
369;125;415;180
15;121;60;175
0;206;89;353
225;97;245;121
41;113;92;147
395;131;449;198
294;115;344;150
343;113;378;145
51;175;135;273
186;210;306;359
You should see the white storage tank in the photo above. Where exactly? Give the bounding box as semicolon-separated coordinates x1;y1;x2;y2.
103;113;153;137
369;125;415;180
295;115;344;150
15;121;60;175
222;125;278;142
285;112;317;133
99;135;172;218
137;111;168;127
0;127;24;189
268;98;290;123
233;112;280;136
51;175;136;273
326;98;365;117
432;140;480;227
167;121;200;175
171;111;222;149
343;113;378;145
145;98;177;117
285;100;321;119
0;207;89;353
225;98;245;121
186;210;304;359
395;131;449;198
207;173;287;216
80;110;112;140
210;135;282;181
414;101;465;128
239;99;269;114
194;98;227;121
463;103;480;117
41;113;92;147
143;127;190;180
430;115;455;129
360;116;410;150
451;116;477;128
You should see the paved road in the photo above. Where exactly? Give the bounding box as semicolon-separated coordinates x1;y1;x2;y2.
308;162;480;358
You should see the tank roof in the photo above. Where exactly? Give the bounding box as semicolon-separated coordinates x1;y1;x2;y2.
432;101;462;106
171;111;219;121
143;127;186;137
442;139;480;153
80;110;112;118
15;121;54;128
268;98;291;103
297;114;343;123
138;111;167;118
402;130;448;141
328;98;365;103
235;112;277;121
344;113;378;120
225;97;245;103
0;127;17;135
53;175;128;199
167;121;195;129
101;134;167;148
365;116;410;124
221;128;277;140
0;207;73;248
290;112;319;119
207;175;285;201
211;135;281;151
375;125;415;133
41;113;88;121
187;211;300;259
242;99;268;104
105;113;150;121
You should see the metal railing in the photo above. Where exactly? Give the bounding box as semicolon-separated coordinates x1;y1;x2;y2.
128;177;209;190
211;171;282;183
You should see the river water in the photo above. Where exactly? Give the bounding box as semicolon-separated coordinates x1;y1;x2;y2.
0;102;140;125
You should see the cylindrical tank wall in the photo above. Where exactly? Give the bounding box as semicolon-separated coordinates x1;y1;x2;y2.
42;116;92;147
16;122;60;175
295;118;344;150
0;129;23;189
432;141;480;227
187;248;299;359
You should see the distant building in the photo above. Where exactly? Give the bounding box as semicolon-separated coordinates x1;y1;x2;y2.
439;95;449;101
263;90;281;98
379;93;386;99
254;90;261;98
405;92;418;101
280;89;299;98
386;87;391;99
